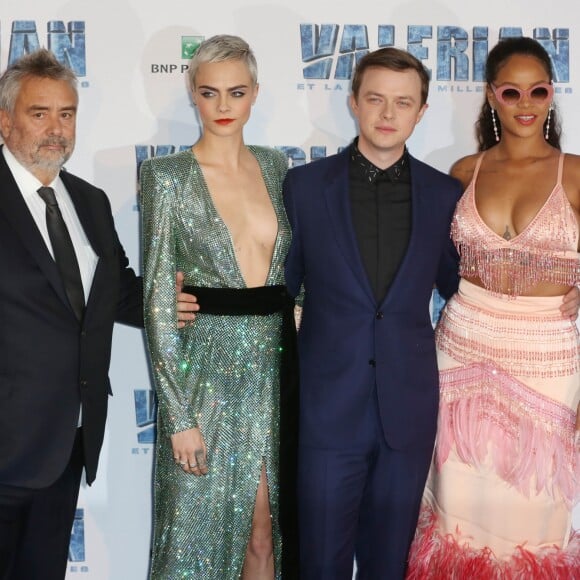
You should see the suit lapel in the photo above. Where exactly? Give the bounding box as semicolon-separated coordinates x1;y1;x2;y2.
60;171;101;256
0;151;73;311
323;150;374;302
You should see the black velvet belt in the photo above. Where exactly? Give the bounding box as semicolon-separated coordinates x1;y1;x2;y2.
182;284;293;315
182;284;300;577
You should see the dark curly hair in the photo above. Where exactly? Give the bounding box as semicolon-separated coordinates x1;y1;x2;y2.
476;37;561;151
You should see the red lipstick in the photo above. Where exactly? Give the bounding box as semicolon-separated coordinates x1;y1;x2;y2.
215;118;234;125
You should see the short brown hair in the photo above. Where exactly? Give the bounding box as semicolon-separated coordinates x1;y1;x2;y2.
351;47;430;105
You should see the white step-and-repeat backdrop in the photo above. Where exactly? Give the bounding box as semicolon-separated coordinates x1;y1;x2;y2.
1;0;578;577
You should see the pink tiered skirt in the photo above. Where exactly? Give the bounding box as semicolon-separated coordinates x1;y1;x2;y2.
408;280;580;579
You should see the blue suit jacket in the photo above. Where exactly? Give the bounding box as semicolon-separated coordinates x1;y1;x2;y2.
283;147;462;451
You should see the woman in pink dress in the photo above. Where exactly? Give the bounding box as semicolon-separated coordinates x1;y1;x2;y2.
408;37;580;578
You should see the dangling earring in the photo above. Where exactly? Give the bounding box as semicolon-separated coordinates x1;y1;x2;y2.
491;107;499;142
545;106;552;140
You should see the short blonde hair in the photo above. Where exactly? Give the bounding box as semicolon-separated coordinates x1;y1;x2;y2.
187;35;257;89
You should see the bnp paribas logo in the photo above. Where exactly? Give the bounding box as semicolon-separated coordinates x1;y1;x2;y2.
182;36;204;59
151;36;204;74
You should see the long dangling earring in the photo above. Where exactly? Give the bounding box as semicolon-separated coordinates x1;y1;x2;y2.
545;106;552;140
491;107;499;142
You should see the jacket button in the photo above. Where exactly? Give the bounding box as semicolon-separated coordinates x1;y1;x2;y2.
80;380;88;387
368;359;376;367
376;311;384;320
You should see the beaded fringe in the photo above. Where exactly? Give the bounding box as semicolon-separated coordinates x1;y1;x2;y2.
450;167;580;296
454;243;580;297
436;292;580;380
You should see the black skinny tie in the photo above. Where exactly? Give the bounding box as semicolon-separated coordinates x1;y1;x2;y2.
37;186;85;322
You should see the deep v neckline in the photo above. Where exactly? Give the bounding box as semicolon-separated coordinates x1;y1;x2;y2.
189;147;281;288
470;153;561;244
471;182;560;244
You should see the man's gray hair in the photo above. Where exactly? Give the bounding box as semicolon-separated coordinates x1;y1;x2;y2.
0;49;78;113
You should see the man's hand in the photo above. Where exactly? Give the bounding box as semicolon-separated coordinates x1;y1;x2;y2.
561;285;580;320
176;271;199;328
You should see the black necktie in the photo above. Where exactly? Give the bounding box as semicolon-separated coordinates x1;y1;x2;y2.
37;186;85;322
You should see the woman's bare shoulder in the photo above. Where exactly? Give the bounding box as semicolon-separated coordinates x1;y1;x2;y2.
450;153;481;188
562;152;580;210
563;152;580;173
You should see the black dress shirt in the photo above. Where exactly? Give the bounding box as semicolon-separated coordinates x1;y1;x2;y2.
349;139;412;301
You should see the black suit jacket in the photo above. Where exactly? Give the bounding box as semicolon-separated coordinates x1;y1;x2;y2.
0;147;143;488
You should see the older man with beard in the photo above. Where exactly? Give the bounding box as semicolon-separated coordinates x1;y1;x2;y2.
0;49;144;579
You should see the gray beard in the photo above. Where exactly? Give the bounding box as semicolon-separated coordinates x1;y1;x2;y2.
10;146;72;180
30;151;70;173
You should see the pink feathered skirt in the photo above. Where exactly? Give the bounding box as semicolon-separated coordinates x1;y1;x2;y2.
408;280;580;579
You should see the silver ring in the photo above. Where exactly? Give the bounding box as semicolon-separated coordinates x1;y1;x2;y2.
189;463;198;469
179;461;187;466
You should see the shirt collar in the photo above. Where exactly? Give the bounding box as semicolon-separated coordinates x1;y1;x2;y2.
350;138;409;184
2;145;63;201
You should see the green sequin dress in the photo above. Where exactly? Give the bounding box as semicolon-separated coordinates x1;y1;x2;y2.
140;146;290;579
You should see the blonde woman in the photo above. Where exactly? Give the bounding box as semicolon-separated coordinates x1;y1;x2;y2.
141;35;296;579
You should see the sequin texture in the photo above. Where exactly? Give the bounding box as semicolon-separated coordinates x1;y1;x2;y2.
452;153;580;296
140;146;290;579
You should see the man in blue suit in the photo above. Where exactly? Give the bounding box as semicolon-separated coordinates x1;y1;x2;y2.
283;47;463;579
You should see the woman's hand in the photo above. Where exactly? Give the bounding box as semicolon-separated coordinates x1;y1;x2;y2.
561;285;580;320
171;427;208;476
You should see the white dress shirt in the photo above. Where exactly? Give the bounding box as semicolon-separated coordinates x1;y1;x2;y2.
2;146;98;298
3;146;98;427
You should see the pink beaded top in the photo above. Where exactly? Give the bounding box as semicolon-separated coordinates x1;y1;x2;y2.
451;152;580;296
